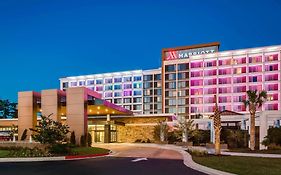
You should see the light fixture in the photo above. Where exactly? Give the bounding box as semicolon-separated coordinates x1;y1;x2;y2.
105;109;108;112
97;111;100;114
112;111;115;114
39;109;42;112
97;106;100;110
89;109;92;112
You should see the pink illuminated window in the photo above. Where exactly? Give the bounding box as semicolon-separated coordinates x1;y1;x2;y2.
191;106;203;113
219;105;231;111
219;78;231;84
265;74;278;81
265;84;278;91
233;67;246;74
265;64;278;71
191;97;203;104
123;90;132;96
204;106;215;113
233;95;246;102
204;88;217;94
204;96;215;103
233;105;246;112
233;76;246;83
249;85;262;91
249;56;262;63
204;70;217;76
249;65;262;73
219;87;231;93
104;92;112;97
191;62;203;68
191;88;203;95
265;104;278;110
233;86;246;93
219;68;232;75
191;80;203;86
233;57;246;64
249;75;262;82
205;60;217;67
204;78;217;85
191;71;203;77
267;94;278;101
219;96;231;103
96;86;103;91
219;58;232;66
265;54;278;62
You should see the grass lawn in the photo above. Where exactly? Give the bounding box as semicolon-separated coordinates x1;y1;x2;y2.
71;147;110;155
193;155;281;175
228;148;281;154
0;150;10;158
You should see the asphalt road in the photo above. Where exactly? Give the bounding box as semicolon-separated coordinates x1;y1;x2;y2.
0;157;206;175
0;145;206;175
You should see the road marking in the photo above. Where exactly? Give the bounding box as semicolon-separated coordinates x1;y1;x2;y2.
131;158;148;162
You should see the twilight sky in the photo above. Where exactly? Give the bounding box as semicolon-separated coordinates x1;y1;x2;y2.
0;0;281;101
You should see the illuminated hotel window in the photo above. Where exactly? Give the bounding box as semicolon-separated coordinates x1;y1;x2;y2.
114;92;122;97
191;62;203;68
133;97;142;103
219;87;231;93
178;72;188;79
233;57;246;64
219;68;232;75
154;82;161;88
265;84;278;91
265;54;278;62
133;90;142;96
265;104;278;110
165;73;176;80
154;89;162;95
233;76;246;83
233;86;246;93
249;56;262;63
178;63;188;71
249;75;262;82
133;82;142;89
265;64;278;71
123;90;132;96
219;59;232;66
265;74;278;81
96;86;103;91
191;88;203;95
105;85;113;91
205;60;216;67
249;85;262;91
105;78;112;84
133;105;142;110
155;96;162;102
219;78;231;84
177;98;186;105
191;71;203;77
249;65;262;73
70;82;77;87
233;67;246;74
114;77;122;83
124;105;131;110
114;84;121;90
104;92;112;98
144;89;152;96
267;94;278;101
204;96;214;103
123;84;132;89
96;79;103;84
144;97;152;103
123;77;132;82
233;95;246;102
114;98;122;104
178;82;187;88
78;81;85;86
191;97;203;104
87;80;95;85
133;76;142;81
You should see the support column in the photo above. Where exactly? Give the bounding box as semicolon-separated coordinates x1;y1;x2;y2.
41;89;65;122
259;112;267;150
104;114;111;143
18;91;40;140
66;87;88;144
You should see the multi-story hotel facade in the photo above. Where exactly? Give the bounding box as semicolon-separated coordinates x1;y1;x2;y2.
60;42;281;119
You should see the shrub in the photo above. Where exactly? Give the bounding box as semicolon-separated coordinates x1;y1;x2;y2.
20;129;28;141
167;130;181;144
8;147;49;157
153;122;168;142
70;131;76;145
80;135;86;147
187;149;208;157
87;133;92;147
221;129;249;148
49;144;71;155
262;127;281;148
190;129;210;146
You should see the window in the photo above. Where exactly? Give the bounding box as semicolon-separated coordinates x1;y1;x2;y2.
249;56;262;63
105;85;113;91
191;71;203;77
104;92;112;98
133;76;142;81
114;92;122;97
165;65;175;72
87;80;95;85
123;98;131;103
178;63;188;71
154;89;162;95
123;84;132;89
96;79;103;84
133;82;142;89
123;77;132;82
265;54;278;62
78;81;85;86
133;90;142;96
154;82;161;88
114;98;122;104
123;90;132;96
114;84;122;90
62;82;68;88
105;78;112;84
144;82;152;88
124;105;131;110
154;74;161;80
133;105;142;110
144;97;152;103
178;72;187;79
144;75;153;81
191;62;203;68
114;77;122;83
133;97;142;103
165;73;176;80
178;81;186;88
96;86;103;91
70;82;77;87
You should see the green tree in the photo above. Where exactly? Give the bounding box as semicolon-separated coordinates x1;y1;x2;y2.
0;99;17;118
30;114;70;145
243;90;267;150
178;119;195;143
70;131;76;145
87;133;92;147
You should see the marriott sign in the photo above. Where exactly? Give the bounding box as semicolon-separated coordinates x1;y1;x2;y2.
164;46;219;61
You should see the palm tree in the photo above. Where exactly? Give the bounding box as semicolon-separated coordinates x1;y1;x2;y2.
243;90;267;150
213;95;221;155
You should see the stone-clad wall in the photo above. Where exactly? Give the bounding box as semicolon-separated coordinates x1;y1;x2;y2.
116;116;167;143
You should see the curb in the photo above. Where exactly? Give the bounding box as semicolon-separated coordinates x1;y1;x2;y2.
221;151;281;158
0;152;110;163
99;143;235;175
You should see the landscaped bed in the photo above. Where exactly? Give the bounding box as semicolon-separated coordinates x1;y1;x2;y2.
0;147;110;158
192;155;281;175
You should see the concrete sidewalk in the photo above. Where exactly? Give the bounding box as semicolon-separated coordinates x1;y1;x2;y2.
221;151;281;158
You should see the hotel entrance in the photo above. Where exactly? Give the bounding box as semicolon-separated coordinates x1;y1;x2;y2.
89;124;117;143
